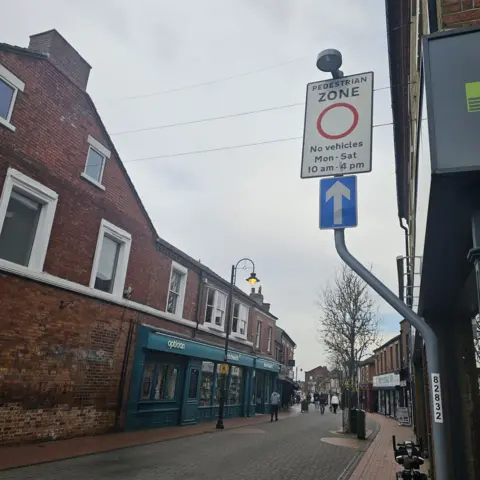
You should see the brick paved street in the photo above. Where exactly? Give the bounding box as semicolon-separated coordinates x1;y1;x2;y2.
349;413;431;480
0;410;375;480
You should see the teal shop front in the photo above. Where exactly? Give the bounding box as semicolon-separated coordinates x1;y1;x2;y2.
253;357;281;414
125;325;257;431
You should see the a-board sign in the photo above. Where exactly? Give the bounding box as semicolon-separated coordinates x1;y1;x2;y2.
301;71;374;179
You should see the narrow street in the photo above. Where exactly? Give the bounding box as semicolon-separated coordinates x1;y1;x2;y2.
0;411;374;480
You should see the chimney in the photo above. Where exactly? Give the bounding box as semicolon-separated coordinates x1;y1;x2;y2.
249;286;264;306
28;30;91;90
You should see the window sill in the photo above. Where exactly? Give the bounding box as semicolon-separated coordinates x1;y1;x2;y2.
80;172;106;191
200;323;225;335
0;117;16;132
0;258;199;330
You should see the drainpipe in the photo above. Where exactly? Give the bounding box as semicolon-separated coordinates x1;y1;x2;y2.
115;313;138;430
193;270;205;338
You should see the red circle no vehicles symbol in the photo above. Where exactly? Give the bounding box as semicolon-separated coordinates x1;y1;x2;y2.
316;102;359;140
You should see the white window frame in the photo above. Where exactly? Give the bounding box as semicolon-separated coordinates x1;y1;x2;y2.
166;261;188;317
267;326;273;353
81;135;111;190
255;320;262;349
231;301;249;338
89;219;131;297
0;168;58;271
0;63;25;132
204;288;227;331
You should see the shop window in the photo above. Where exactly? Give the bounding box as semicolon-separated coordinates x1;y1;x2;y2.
205;288;227;330
140;361;179;401
264;375;271;403
228;366;244;404
141;362;155;400
199;361;214;406
214;363;229;406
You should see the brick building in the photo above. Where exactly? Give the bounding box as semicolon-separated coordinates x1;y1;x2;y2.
275;326;297;408
0;30;280;445
304;365;330;395
385;0;480;477
357;356;375;412
372;323;410;420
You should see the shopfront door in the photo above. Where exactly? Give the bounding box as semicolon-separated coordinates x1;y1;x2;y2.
255;371;265;413
181;360;202;425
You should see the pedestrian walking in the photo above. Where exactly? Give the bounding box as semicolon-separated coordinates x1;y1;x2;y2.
319;392;327;414
314;391;320;411
331;393;339;414
270;387;281;422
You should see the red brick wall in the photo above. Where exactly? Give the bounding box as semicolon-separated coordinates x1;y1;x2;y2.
441;0;480;28
0;274;196;444
28;30;91;90
248;309;275;358
375;338;401;373
0;49;202;320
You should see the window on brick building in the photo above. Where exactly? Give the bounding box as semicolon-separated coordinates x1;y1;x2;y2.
0;168;58;271
90;219;131;297
0;63;24;132
267;326;273;352
255;321;262;349
81;135;111;189
231;302;248;337
204;288;227;330
166;261;187;316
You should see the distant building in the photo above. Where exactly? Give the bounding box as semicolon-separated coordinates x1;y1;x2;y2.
275;326;298;407
357;356;376;412
304;365;330;394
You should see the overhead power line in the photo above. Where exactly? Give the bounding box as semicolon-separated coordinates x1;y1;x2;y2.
121;118;427;165
121;56;310;100
110;82;419;137
110;102;304;136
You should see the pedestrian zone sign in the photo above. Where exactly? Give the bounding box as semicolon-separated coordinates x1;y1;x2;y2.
301;71;374;179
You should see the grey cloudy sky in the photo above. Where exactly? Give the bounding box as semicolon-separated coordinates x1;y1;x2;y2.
3;0;412;378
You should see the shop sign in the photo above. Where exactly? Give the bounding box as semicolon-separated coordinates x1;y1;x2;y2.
219;363;229;374
167;340;186;350
396;407;411;426
373;372;400;388
226;352;240;362
256;358;281;372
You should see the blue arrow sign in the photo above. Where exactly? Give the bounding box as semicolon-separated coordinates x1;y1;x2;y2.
319;176;358;229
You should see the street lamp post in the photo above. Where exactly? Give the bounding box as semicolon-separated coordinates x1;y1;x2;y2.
216;258;259;430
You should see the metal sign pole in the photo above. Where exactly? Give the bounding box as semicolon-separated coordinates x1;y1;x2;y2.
334;228;448;479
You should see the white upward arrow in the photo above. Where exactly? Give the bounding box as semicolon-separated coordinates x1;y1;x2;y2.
326;181;351;225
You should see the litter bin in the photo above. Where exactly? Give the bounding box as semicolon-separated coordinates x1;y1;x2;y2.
301;399;309;412
349;408;358;434
357;409;366;439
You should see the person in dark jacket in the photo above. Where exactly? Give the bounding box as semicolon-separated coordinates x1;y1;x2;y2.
314;391;320;411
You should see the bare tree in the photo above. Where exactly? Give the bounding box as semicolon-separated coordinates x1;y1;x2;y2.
318;264;381;386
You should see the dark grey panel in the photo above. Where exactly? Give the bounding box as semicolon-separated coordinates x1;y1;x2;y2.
424;27;480;173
